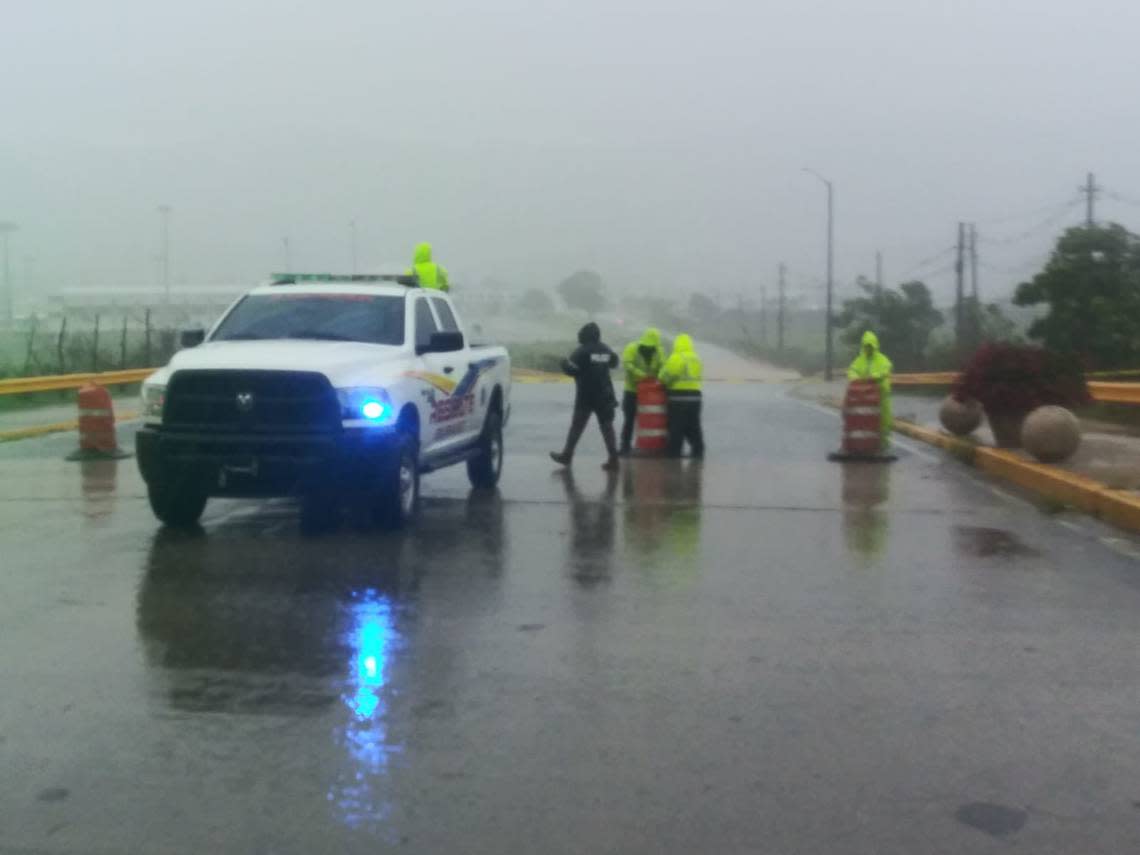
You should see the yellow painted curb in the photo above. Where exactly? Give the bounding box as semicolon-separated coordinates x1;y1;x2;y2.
0;410;139;443
511;369;570;384
894;418;1140;535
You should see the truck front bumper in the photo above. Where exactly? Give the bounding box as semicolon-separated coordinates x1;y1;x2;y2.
136;425;402;497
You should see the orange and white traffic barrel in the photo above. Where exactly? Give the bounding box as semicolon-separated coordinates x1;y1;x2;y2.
67;383;127;460
840;379;882;456
634;379;668;455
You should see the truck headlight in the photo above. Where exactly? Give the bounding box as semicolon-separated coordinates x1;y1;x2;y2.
142;384;166;424
338;388;394;426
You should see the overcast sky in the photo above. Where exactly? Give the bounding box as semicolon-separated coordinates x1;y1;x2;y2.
3;0;1140;306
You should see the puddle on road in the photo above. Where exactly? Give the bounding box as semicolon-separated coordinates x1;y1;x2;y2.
955;802;1028;837
953;526;1040;558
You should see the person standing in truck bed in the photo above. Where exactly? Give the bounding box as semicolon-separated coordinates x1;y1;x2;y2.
407;242;450;291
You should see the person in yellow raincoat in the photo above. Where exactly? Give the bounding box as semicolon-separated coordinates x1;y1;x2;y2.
846;330;893;447
618;328;666;456
407;242;450;291
659;333;704;458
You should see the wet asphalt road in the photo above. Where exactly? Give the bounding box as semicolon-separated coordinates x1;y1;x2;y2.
4;382;1140;854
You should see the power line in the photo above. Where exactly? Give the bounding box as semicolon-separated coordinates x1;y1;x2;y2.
1104;189;1140;208
974;194;1094;226
896;245;957;281
978;196;1082;246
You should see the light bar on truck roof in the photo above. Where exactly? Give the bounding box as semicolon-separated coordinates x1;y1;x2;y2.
270;273;420;287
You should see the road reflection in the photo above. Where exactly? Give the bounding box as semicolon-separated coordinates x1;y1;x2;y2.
557;469;619;587
840;463;892;562
79;458;119;523
135;489;507;834
622;459;704;587
335;588;399;828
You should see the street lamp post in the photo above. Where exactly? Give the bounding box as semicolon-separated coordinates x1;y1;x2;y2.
0;222;18;327
803;169;834;381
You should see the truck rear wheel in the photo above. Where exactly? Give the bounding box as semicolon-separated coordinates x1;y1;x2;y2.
376;435;420;529
467;410;504;489
147;478;208;528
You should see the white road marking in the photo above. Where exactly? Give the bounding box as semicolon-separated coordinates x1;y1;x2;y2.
1100;537;1140;561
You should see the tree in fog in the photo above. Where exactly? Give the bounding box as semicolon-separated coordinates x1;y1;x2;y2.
836;277;944;370
1014;224;1140;369
963;297;1019;344
557;271;607;315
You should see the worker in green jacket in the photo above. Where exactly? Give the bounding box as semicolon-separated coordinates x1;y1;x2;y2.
407;242;450;291
846;330;893;447
659;333;704;458
619;327;666;455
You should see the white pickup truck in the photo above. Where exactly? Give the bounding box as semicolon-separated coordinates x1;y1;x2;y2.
136;274;511;529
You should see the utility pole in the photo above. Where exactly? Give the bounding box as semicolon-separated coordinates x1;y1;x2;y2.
955;222;966;359
1081;172;1099;227
282;236;292;270
777;262;786;354
969;223;980;351
803;169;835;380
157;205;171;303
0;222;18;327
875;251;884;296
760;284;768;347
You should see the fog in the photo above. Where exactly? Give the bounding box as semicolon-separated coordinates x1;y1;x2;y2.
4;0;1140;306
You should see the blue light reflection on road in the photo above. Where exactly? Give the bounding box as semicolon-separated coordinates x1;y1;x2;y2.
331;588;402;831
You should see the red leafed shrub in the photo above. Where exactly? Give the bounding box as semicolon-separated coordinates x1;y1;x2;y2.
953;343;1090;414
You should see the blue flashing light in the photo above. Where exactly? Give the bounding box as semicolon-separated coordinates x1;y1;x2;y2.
361;400;388;421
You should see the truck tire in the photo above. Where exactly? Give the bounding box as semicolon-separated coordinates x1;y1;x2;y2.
467;410;504;489
147;479;208;528
376;434;420;529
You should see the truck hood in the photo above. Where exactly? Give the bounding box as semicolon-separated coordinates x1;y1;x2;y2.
146;340;408;389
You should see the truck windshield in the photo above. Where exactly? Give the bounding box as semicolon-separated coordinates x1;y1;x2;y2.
211;293;406;345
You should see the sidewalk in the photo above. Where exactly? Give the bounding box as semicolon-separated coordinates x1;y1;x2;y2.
890;391;1140;493
793;381;1140;525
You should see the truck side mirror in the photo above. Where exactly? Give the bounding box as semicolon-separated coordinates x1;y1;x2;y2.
180;328;206;348
418;331;464;355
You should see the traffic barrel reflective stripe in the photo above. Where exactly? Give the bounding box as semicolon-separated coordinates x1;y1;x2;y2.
74;384;122;457
841;380;882;455
635;380;668;454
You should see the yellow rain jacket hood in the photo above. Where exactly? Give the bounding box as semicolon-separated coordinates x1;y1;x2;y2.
660;333;703;393
621;327;666;392
408;242;450;291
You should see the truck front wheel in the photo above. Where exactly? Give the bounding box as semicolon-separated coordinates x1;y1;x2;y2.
376;435;420;529
467;410;504;489
147;478;208;528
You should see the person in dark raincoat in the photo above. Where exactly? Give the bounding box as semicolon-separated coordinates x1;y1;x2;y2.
551;322;620;471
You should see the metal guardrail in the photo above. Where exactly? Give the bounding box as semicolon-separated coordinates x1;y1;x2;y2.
0;366;556;397
891;372;958;386
891;372;1140;405
1088;382;1140;405
0;368;155;396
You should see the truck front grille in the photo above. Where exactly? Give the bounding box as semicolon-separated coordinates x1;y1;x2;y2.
164;370;340;434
